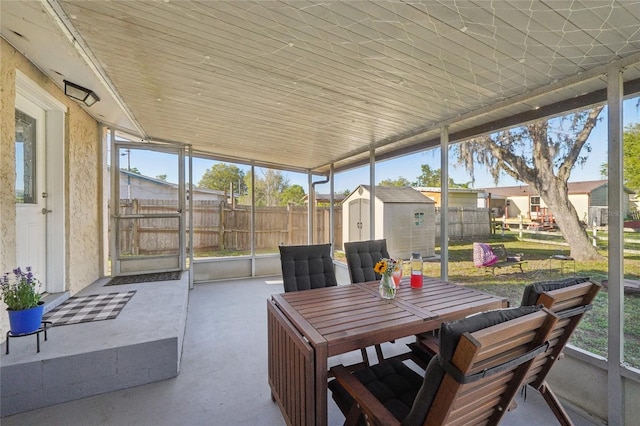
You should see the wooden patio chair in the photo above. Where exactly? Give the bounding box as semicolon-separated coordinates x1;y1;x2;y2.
278;243;372;366
343;239;395;364
520;277;601;426
279;243;338;292
344;239;391;283
328;305;558;426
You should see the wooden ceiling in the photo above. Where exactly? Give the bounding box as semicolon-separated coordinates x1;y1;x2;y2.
3;1;640;175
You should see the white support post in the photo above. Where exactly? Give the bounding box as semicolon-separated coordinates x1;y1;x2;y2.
369;149;376;239
250;164;256;276
329;164;335;256
308;172;313;244
440;126;449;281
607;66;625;426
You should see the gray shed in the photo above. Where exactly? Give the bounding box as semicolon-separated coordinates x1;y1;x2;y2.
342;185;435;260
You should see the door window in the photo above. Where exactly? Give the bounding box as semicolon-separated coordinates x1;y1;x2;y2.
15;110;37;204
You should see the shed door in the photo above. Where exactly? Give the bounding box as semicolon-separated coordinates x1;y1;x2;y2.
348;198;370;241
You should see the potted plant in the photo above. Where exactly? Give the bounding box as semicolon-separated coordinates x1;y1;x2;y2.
1;266;44;334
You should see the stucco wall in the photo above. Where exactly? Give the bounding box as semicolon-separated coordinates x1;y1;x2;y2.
66;106;100;294
0;40;18;273
0;39;101;295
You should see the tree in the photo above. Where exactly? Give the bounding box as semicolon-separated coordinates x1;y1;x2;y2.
121;167;141;174
280;184;306;206
241;169;289;206
198;163;246;195
156;174;167;181
414;164;440;186
379;177;412;187
599;123;640;190
624;123;640;191
413;165;470;188
455;107;604;261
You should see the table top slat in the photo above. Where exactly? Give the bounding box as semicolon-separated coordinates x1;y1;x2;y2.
272;278;507;354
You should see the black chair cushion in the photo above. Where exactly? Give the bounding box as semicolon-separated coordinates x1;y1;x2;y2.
328;358;423;424
279;244;337;292
344;239;390;283
520;277;591;306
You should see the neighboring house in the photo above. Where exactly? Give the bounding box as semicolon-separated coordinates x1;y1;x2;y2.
479;180;633;225
119;170;225;202
342;185;435;260
415;187;484;208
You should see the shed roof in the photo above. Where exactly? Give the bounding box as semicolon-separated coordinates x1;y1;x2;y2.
349;185;434;204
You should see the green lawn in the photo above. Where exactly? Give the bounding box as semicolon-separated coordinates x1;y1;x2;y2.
416;235;640;368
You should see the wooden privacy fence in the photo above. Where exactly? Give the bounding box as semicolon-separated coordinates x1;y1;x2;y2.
118;199;342;255
117;201;490;255
435;207;492;240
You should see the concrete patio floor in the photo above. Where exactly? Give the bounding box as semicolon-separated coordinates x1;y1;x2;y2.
2;276;605;425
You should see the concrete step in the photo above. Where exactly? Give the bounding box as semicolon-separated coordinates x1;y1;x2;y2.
1;275;189;417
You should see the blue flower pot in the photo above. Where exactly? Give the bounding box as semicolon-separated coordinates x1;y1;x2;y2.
7;302;44;335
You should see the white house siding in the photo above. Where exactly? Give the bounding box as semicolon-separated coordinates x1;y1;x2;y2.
449;192;479;209
569;194;590;222
0;40;101;296
120;173;225;202
505;195;527;219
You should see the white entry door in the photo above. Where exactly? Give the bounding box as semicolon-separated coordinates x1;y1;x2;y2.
15;95;47;290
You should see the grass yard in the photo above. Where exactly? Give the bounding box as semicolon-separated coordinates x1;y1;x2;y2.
417;235;640;369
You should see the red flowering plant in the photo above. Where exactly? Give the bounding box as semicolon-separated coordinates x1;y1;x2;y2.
1;266;42;311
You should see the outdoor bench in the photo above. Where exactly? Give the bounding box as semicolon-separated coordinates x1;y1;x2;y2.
489;243;526;274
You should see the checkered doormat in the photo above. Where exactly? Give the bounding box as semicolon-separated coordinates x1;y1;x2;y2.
43;291;136;327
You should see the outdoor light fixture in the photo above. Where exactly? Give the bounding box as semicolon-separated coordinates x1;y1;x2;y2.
63;79;100;107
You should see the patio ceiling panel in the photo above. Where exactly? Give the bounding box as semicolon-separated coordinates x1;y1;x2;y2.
2;1;640;175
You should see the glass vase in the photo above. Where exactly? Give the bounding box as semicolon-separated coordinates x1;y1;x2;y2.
379;274;396;299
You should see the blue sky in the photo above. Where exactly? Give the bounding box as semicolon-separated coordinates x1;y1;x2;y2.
122;97;640;194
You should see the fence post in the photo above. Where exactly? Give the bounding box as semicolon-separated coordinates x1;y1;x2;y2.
490;210;494;235
592;218;598;247
519;215;523;240
132;199;139;255
288;204;294;245
219;201;225;251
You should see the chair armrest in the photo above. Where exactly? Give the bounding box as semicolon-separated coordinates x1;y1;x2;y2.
330;364;401;426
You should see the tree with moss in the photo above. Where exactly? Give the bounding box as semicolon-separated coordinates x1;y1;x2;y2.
455;107;604;261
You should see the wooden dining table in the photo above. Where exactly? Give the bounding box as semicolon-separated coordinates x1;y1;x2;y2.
267;277;508;426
